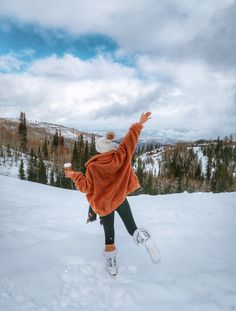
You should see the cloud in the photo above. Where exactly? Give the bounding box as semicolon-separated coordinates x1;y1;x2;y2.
135;55;236;136
0;17;117;60
92;85;170;120
0;1;235;139
0;0;234;57
0;53;235;139
187;1;236;70
0;54;161;130
0;54;22;72
1;0;235;72
28;54;137;80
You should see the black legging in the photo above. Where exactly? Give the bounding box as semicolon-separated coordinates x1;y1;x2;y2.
101;198;137;245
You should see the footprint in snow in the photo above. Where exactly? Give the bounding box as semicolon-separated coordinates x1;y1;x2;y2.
58;256;136;310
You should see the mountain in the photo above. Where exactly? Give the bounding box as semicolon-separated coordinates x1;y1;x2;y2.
139;145;209;176
0;175;235;311
1;117;181;145
0;117;96;143
1;116;235;195
2;117;236;147
91;128;182;145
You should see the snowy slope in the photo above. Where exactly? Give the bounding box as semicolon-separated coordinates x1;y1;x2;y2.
1;117;180;144
0;146;52;181
94;128;179;144
0;175;236;311
139;148;164;175
140;145;209;176
0;147;29;179
0;117;94;142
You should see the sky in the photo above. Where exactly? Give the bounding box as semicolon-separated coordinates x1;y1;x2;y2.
0;0;236;140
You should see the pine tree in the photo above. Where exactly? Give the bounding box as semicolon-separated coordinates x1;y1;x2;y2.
52;131;59;148
176;176;182;193
194;161;202;180
18;112;28;153
0;145;3;157
206;157;212;180
42;138;49;158
77;134;84;170
81;140;89;174
50;168;55;186
136;158;144;189
145;171;156;195
7;144;11;157
55;171;62;188
27;149;37;182
37;146;41;157
71;141;80;171
59;132;64;146
61;171;73;189
89;133;97;157
38;157;47;184
78;134;84;157
19;159;26;180
54;170;72;189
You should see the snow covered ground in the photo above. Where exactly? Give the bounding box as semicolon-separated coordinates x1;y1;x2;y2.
0;147;29;179
0;175;236;311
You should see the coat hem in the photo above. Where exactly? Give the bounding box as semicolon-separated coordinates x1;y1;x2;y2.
89;182;140;217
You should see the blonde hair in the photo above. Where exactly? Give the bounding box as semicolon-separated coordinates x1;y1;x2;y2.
106;131;115;140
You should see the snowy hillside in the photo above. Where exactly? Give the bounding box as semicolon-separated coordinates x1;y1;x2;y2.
28;120;92;141
1;117;180;144
0;146;52;181
0;146;28;178
0;117;94;142
0;175;236;311
139;145;208;176
94;128;179;144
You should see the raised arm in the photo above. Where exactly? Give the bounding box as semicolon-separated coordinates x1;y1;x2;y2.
116;112;152;160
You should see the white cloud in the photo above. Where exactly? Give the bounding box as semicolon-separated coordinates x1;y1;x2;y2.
0;0;235;139
0;54;160;130
28;54;137;80
0;54;22;71
136;56;236;138
0;0;234;54
1;53;235;139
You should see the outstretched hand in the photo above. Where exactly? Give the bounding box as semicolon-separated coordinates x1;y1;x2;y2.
64;170;74;179
139;112;152;125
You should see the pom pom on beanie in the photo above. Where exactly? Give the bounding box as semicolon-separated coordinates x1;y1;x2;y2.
106;131;115;140
95;131;118;153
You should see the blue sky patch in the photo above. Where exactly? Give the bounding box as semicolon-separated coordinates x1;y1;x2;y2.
0;17;119;61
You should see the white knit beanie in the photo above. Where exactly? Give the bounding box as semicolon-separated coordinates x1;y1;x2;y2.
95;131;118;153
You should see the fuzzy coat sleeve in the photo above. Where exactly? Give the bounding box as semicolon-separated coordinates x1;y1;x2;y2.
69;170;93;194
116;122;143;161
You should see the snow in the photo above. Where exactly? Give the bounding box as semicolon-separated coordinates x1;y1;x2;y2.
0;146;52;181
0;147;29;179
2;117;93;141
140;149;164;175
0;175;236;311
193;146;208;175
140;146;209;176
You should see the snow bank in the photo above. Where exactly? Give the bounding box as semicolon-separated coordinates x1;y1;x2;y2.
0;175;236;311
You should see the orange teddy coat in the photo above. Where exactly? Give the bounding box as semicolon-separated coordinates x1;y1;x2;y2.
69;122;143;216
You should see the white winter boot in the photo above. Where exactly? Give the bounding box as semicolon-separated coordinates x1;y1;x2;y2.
103;248;118;277
133;228;161;264
133;228;151;246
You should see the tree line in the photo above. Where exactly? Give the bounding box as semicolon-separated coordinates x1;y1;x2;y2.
133;139;236;195
1;111;235;194
16;112;98;189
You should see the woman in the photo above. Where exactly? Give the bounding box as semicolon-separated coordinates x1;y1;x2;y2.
65;112;160;277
